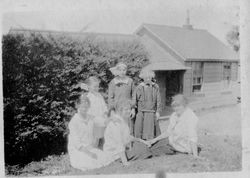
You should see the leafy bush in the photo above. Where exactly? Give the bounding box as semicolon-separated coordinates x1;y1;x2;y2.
3;32;149;165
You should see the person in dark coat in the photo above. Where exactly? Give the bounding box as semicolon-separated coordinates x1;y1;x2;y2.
108;62;136;136
132;68;161;140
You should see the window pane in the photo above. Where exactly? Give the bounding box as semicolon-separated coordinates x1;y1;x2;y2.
192;62;204;92
193;85;202;92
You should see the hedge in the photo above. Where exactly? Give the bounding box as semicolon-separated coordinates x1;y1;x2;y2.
2;32;149;165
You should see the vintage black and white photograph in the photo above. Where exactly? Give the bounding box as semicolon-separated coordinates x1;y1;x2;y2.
1;0;246;177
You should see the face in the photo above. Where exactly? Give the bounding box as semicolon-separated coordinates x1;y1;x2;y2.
117;67;127;77
78;102;90;117
143;76;152;83
119;106;131;120
173;104;185;116
88;81;99;92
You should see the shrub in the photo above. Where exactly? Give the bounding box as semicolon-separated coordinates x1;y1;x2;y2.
3;32;149;165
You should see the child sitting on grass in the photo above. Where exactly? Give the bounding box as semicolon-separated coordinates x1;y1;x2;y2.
103;100;151;166
67;95;111;171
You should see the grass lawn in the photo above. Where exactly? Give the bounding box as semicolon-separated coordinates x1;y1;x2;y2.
5;104;242;176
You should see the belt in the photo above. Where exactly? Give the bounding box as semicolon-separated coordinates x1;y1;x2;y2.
139;109;156;113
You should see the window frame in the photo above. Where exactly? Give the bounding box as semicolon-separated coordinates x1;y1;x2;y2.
222;62;232;89
192;62;204;93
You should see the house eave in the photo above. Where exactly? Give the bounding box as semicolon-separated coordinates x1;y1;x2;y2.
185;58;239;62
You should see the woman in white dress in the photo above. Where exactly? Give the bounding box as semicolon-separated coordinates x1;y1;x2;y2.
68;96;111;171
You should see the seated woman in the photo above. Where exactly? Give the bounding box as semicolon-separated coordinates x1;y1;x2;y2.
67;95;111;171
126;94;201;160
103;100;150;166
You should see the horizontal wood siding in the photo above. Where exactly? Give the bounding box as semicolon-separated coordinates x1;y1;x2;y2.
231;62;238;81
203;62;222;83
183;62;192;97
188;91;237;111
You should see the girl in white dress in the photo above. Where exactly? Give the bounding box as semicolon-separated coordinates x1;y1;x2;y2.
83;76;109;148
68;96;111;171
103;100;150;166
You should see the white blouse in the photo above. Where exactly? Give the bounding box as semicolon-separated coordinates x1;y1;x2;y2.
103;114;131;161
86;92;108;126
67;113;111;171
167;107;198;153
68;113;94;151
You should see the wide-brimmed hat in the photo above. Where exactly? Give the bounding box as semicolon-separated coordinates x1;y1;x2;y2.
109;62;127;75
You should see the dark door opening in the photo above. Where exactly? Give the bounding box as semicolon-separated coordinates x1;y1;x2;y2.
162;70;183;116
165;71;183;105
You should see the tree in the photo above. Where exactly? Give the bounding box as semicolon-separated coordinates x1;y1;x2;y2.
226;25;239;52
3;32;149;165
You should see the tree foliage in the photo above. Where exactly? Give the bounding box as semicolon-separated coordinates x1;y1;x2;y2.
226;25;239;52
3;32;149;165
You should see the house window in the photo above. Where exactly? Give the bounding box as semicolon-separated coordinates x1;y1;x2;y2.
222;63;231;88
192;62;204;92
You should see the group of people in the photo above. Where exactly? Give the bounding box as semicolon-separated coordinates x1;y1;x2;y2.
67;62;201;171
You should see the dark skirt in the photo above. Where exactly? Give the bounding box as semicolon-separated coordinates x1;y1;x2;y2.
134;111;161;140
126;138;176;161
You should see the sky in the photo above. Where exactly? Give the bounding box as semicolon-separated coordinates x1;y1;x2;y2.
1;0;239;45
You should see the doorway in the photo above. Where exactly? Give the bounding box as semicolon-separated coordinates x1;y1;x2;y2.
165;70;183;105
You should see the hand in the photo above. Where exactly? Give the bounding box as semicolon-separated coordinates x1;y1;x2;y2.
148;139;157;145
143;140;152;147
123;161;130;166
90;152;97;159
155;112;160;120
130;108;135;118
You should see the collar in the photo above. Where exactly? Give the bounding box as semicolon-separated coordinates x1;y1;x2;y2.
87;91;101;98
174;107;188;122
114;77;129;85
76;113;92;124
141;81;155;87
111;113;125;124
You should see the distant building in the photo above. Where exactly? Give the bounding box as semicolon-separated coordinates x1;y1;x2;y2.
9;17;239;115
135;19;239;114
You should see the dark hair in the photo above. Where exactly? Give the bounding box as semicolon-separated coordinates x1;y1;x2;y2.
107;107;116;117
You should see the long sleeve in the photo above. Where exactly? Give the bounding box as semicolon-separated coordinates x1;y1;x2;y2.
187;111;198;143
130;80;136;108
155;85;162;113
166;113;176;135
132;85;142;109
108;80;115;109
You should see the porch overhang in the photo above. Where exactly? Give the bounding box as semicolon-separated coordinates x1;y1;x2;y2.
144;61;191;71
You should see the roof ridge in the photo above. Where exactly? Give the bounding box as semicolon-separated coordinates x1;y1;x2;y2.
142;23;207;32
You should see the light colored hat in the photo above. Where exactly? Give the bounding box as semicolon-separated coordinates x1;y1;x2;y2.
80;83;89;91
109;62;127;76
139;68;155;79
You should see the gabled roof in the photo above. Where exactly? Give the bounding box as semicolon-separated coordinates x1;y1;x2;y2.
135;23;239;61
